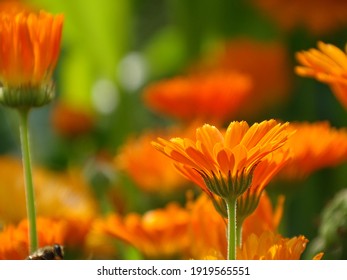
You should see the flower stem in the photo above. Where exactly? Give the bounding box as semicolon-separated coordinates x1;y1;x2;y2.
237;224;242;247
18;108;38;254
226;198;237;260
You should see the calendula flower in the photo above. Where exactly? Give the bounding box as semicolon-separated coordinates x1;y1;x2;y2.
190;38;291;118
242;192;285;239
251;0;347;34
0;217;66;260
187;192;286;260
152;120;290;202
0;156;98;224
143;71;252;124
237;231;324;260
51;101;94;137
0;5;63;107
153;120;290;260
280;122;347;179
92;203;190;259
237;149;290;225
115;129;190;194
187;193;227;259
295;41;347;109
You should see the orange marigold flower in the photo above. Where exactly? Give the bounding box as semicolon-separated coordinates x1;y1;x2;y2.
0;4;63;107
143;71;252;124
92;203;190;259
187;193;227;259
237;231;323;260
280;122;347;179
51;101;95;137
251;0;347;34
187;192;286;260
242;192;285;239
0;7;63;87
296;41;347;109
0;156;98;225
152;120;290;205
190;38;291;118
0;217;66;260
237;149;290;224
115;124;201;194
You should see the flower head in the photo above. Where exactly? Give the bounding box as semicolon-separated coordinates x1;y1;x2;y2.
0;4;63;107
237;149;291;223
115;126;195;194
0;156;98;224
280;122;347;179
296;41;347;109
143;71;251;124
152;120;290;202
237;231;323;260
190;38;291;118
0;217;66;260
251;0;347;34
242;192;285;239
91;203;190;259
51;101;95;137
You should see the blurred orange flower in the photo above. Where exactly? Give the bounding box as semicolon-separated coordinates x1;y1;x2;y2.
242;192;285;239
280;122;347;179
143;71;252;124
252;0;347;34
0;156;98;225
0;5;63;88
191;38;291;118
187;193;227;259
0;217;66;260
237;231;323;260
115;127;193;194
152;120;290;205
188;192;285;260
51;101;95;137
237;149;290;224
92;203;190;259
296;41;347;109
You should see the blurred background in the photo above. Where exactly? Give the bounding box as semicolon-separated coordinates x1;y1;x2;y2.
0;0;346;259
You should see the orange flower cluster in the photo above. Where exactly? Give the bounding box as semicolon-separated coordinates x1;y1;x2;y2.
0;0;338;262
280;122;347;179
90;191;300;260
92;203;190;259
296;41;347;109
143;71;252;124
188;191;315;260
251;0;347;34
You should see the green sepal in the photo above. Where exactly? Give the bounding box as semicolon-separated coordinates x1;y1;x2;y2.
0;82;55;109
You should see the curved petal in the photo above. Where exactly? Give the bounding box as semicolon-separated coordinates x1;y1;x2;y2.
225;121;249;148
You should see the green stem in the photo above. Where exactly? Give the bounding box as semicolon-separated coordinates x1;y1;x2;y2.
226;198;237;260
18;108;38;254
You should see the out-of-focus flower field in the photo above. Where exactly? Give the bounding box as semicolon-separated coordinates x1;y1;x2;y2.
0;0;347;260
